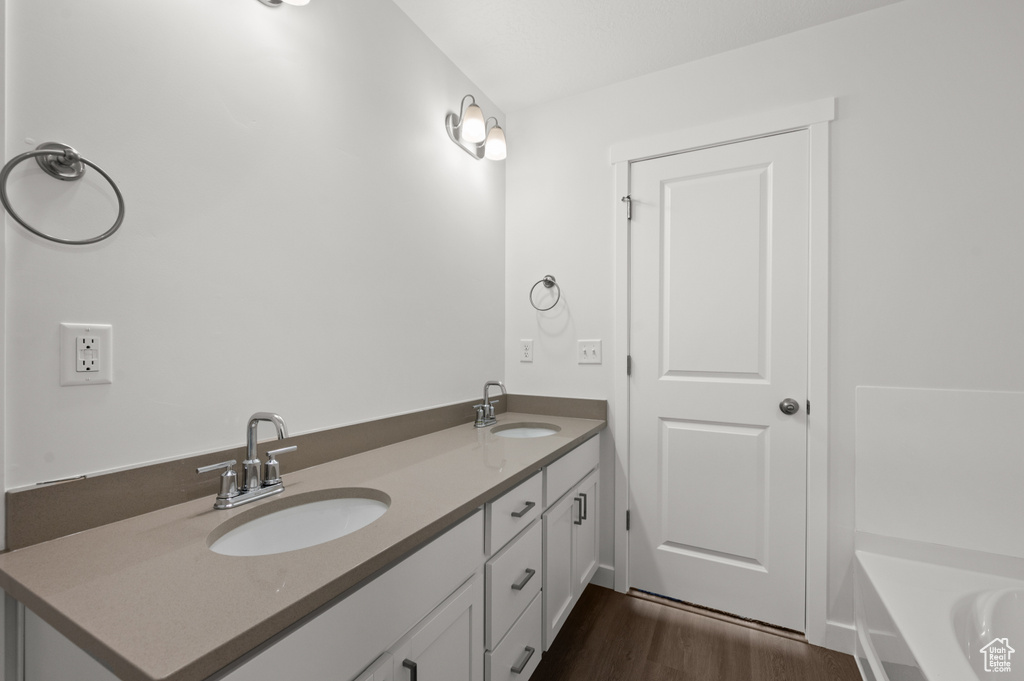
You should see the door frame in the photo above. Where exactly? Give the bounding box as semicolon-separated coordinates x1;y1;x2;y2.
609;98;835;647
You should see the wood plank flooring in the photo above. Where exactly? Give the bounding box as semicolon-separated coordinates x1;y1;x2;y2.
530;585;863;681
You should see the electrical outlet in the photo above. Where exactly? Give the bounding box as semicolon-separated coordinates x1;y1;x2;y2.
60;323;113;386
520;340;533;363
76;336;100;373
577;339;602;364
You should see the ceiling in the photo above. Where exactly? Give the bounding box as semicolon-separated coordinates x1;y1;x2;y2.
392;0;904;113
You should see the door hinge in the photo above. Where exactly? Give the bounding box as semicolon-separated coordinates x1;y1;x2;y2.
806;400;811;415
626;510;631;531
626;355;632;376
621;195;632;220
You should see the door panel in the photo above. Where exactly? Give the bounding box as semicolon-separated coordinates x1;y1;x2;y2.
541;490;575;650
663;165;768;379
660;419;768;567
628;130;809;631
393;573;483;681
573;470;599;593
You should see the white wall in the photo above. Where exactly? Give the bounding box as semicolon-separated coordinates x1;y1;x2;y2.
4;0;505;489
504;0;1024;636
856;387;1024;558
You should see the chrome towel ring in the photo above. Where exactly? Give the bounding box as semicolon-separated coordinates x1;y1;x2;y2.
0;142;125;245
530;275;561;311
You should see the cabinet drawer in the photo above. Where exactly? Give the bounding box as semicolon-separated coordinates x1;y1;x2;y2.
485;520;542;650
544;435;598;507
485;593;542;681
486;472;542;554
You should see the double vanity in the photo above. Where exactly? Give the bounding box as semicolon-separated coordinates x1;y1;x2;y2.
0;402;605;681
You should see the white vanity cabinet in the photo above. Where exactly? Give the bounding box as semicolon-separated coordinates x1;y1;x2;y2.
541;437;599;650
16;433;603;681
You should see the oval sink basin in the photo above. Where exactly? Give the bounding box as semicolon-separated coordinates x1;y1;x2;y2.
492;422;561;438
209;489;390;557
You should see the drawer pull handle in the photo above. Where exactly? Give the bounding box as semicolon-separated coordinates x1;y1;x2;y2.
403;659;417;681
511;500;536;518
574;496;583;525
580;492;588;520
511;567;536;591
511;646;536;674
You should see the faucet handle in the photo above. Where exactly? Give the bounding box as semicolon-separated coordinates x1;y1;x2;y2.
263;446;296;487
196;460;239;502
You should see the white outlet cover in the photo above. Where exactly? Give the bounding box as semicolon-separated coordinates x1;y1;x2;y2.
520;339;534;363
577;339;602;364
60;323;113;386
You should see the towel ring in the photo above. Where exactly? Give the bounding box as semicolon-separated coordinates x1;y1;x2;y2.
0;142;125;245
530;275;561;311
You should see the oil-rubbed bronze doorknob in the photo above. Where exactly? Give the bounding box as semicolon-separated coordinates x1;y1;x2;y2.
779;398;800;415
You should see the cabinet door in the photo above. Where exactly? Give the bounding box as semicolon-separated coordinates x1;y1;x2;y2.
392;572;483;681
541;490;575;651
24;609;118;681
353;653;395;681
573;470;599;595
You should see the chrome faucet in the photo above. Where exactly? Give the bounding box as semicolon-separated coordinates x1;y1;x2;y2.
474;380;506;427
244;412;288;491
196;412;297;510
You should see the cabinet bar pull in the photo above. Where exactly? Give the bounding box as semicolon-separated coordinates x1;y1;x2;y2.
403;659;417;681
580;492;588;520
511;567;536;591
511;500;536;518
574;496;583;525
511;646;536;674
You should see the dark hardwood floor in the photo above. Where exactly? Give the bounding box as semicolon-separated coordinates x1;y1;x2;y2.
531;585;863;681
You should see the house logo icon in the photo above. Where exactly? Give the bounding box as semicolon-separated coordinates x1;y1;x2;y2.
980;638;1015;673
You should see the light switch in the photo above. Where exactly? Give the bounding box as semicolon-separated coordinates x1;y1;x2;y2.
577;339;602;364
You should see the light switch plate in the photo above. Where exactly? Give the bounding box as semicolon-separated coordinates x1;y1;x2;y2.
577;339;602;364
60;323;113;386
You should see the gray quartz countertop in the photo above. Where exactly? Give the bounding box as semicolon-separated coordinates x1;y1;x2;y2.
0;412;605;681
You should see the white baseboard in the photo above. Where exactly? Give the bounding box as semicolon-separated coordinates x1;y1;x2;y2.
591;564;614;590
823;619;857;655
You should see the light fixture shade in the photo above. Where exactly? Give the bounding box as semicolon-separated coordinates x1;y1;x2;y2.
484;125;507;161
461;104;486;144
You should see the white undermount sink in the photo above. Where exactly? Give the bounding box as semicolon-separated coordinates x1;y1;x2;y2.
209;489;390;557
491;422;561;438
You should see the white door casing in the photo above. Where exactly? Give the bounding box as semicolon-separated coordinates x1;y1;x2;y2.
627;130;809;631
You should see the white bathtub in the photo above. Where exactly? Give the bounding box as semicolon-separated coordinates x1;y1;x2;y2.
856;550;1024;681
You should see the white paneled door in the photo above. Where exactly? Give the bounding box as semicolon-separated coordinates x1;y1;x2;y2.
628;130;809;631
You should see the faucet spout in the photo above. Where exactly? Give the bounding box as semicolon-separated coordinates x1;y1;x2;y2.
474;380;507;427
483;380;506;405
244;412;289;491
247;412;288;461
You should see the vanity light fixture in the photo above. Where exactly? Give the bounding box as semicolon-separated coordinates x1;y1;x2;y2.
257;0;310;6
446;95;506;161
